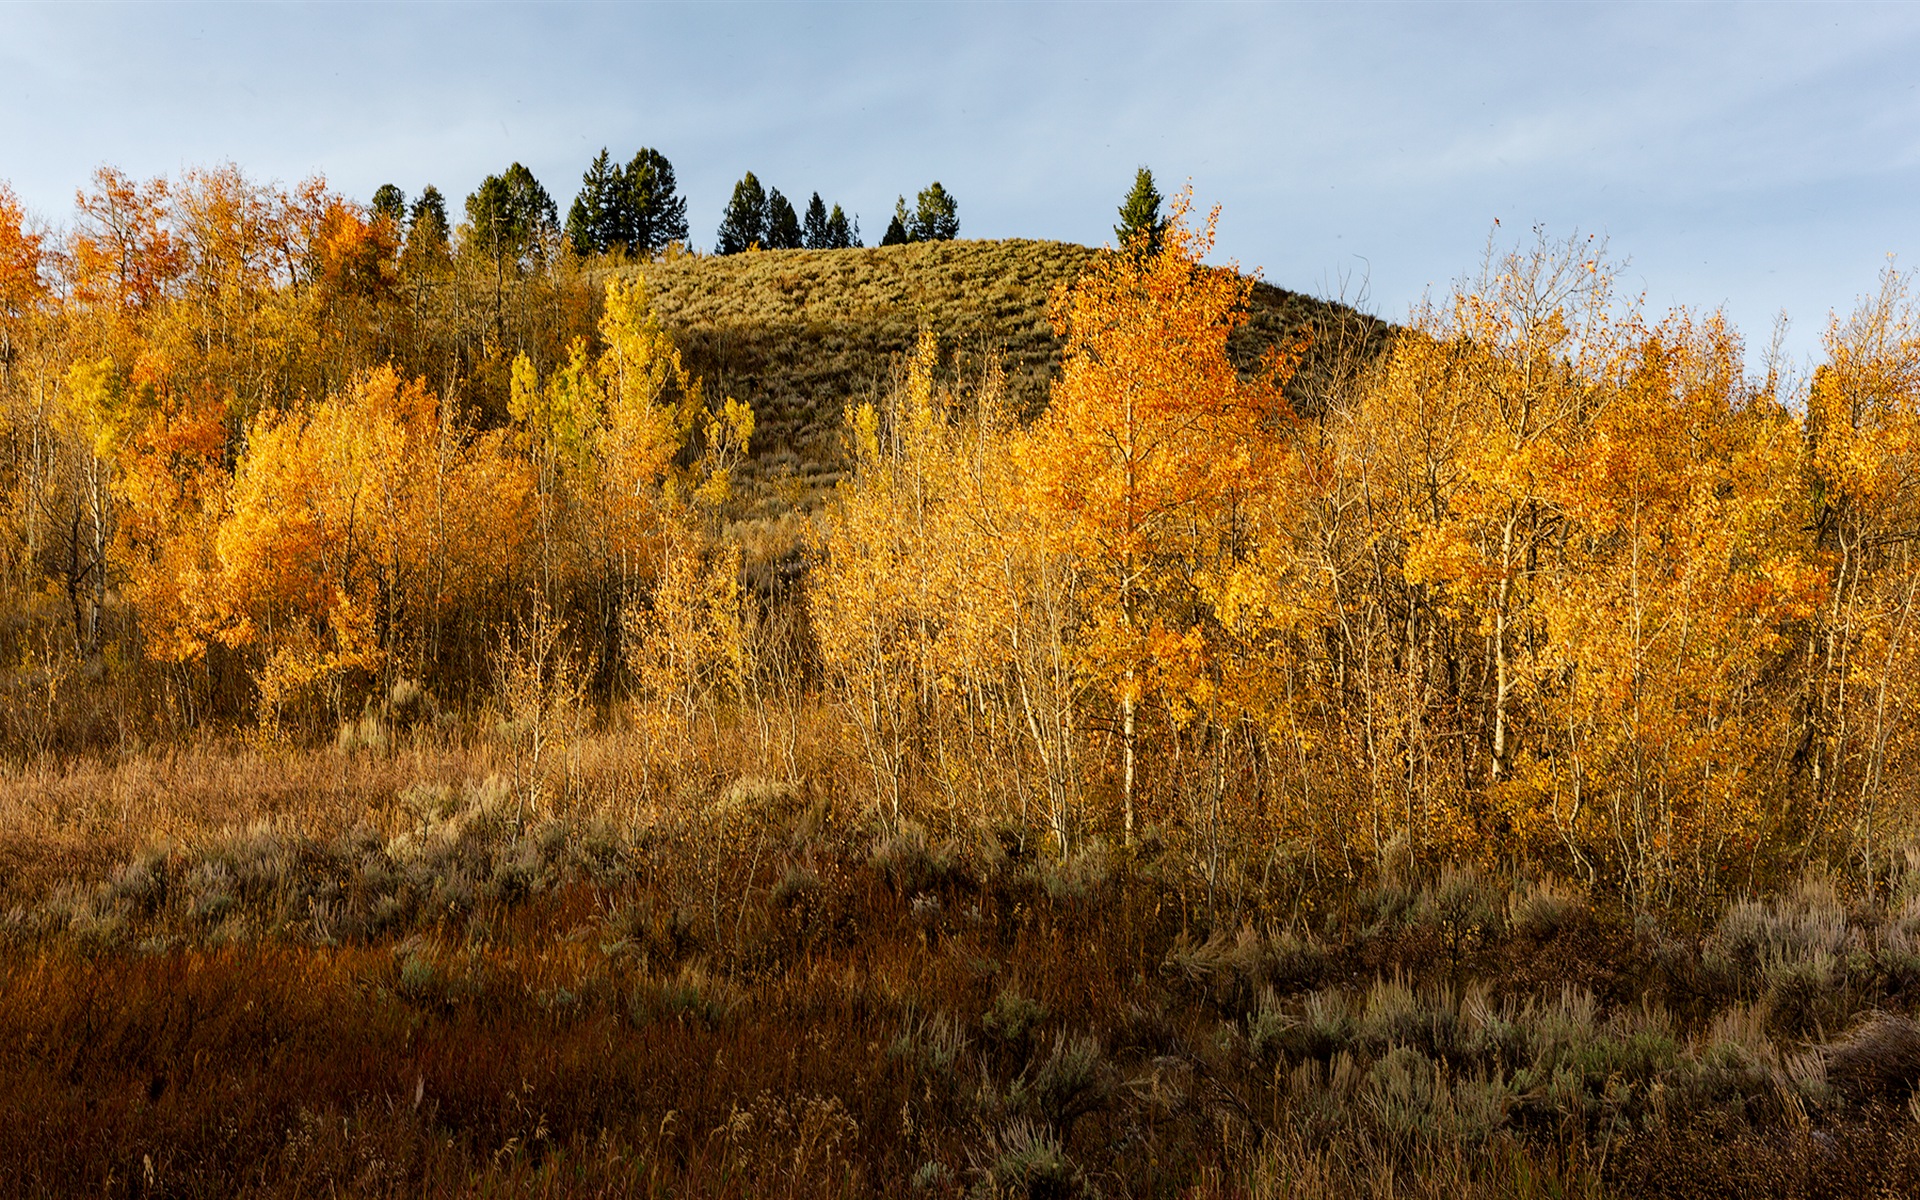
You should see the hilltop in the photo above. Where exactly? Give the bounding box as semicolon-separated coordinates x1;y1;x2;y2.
627;238;1391;512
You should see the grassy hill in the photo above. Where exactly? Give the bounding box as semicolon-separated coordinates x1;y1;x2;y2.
628;239;1391;513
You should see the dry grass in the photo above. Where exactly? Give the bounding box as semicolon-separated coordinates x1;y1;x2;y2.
6;723;1920;1197
2;693;1917;1197
626;239;1390;513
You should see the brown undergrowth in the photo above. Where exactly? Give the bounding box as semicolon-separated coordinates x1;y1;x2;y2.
8;732;1920;1196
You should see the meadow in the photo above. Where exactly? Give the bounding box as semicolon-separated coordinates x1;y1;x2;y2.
6;722;1920;1197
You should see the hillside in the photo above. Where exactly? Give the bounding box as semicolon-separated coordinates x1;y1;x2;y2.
627;239;1391;511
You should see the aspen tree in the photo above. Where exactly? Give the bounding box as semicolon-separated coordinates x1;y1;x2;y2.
1021;193;1291;846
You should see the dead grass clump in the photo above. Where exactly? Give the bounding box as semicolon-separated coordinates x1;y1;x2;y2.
1163;925;1332;1013
1709;872;1853;981
718;1090;864;1197
631;961;741;1028
870;821;965;895
1027;841;1114;902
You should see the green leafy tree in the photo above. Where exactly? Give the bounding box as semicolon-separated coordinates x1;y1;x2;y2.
716;171;768;254
765;188;803;250
803;192;831;249
911;182;959;242
1115;166;1166;253
881;196;911;247
370;184;407;229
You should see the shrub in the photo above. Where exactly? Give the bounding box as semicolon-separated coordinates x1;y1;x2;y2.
1365;1045;1439;1140
1009;1031;1111;1131
890;1009;972;1086
1508;876;1583;940
983;986;1048;1048
1825;1012;1920;1106
971;1118;1084;1200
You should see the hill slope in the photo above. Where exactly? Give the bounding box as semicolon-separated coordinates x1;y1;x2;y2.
628;238;1390;511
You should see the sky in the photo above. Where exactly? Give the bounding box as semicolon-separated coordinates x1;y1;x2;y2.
3;0;1918;372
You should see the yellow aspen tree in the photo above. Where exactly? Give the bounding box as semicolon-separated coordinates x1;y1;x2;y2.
811;328;1030;829
1530;313;1818;898
1019;192;1292;846
509;275;748;692
1806;269;1920;889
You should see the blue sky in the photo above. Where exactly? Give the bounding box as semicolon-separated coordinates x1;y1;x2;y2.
4;1;1918;370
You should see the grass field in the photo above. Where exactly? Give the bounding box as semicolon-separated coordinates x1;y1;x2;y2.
4;716;1920;1198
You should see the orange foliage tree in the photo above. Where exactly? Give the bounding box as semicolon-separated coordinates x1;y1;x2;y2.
210;366;530;728
1021;193;1295;846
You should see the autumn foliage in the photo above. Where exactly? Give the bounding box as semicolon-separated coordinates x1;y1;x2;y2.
815;203;1920;903
16;161;1920;1197
1;164;1919;905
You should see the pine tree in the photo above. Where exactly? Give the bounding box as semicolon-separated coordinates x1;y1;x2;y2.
803;192;830;249
881;196;911;246
825;204;859;249
765;188;803;250
912;182;959;242
464;164;559;268
404;186;450;262
621;148;688;254
566;149;621;257
1115;167;1166;254
716;172;768;254
370;184;406;229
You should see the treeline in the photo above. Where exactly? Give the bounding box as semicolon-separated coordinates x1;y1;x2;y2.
368;145;957;260
2;162;1918;904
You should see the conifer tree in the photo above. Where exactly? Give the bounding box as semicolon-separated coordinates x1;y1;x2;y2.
464;164;559;268
1115;166;1166;253
765;188;803;250
621;148;688;254
803;192;831;249
881;196;911;246
370;184;406;229
566;148;688;258
716;172;767;254
401;183;453;276
407;187;448;246
566;149;621;256
911;182;959;242
825;204;859;249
